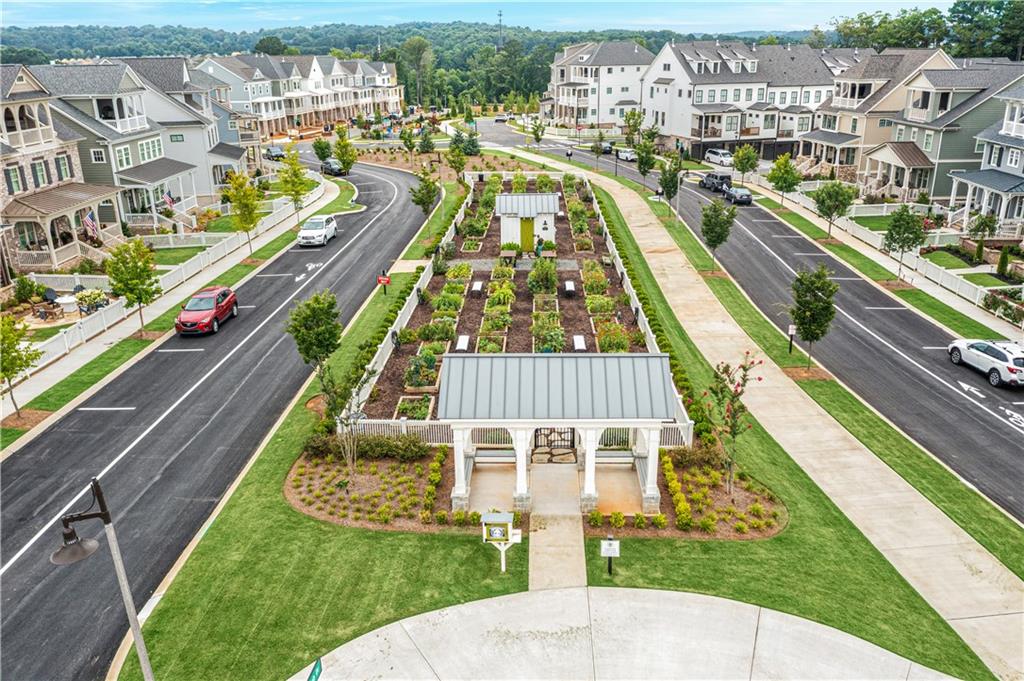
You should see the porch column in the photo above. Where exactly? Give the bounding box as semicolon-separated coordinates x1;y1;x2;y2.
41;218;58;268
580;428;599;512
512;428;531;511
950;178;960;210
451;426;469;511
981;188;991;215
643;426;661;514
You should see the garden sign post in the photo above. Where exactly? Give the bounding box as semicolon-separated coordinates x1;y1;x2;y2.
481;512;520;572
600;534;620;575
377;269;390;295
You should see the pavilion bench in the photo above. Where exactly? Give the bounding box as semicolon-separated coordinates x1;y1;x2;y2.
455;335;470;352
573;334;586;352
470;280;483;296
564;280;576;297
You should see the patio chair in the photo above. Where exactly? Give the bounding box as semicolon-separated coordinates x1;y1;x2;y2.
73;284;86;294
43;288;58;304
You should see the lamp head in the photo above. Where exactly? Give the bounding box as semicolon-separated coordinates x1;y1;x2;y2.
50;526;99;566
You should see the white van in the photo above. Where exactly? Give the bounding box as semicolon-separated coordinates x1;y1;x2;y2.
705;148;734;166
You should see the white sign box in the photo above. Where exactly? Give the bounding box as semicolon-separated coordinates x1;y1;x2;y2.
600;539;620;558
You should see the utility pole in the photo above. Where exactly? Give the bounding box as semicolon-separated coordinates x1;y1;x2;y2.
497;10;504;51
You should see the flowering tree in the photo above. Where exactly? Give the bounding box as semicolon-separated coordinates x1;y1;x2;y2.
705;352;762;494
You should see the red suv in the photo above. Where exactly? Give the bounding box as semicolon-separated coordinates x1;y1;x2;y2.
175;286;238;335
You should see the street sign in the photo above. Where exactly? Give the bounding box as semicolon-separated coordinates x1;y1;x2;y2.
307;657;323;681
377;275;391;286
600;539;620;558
787;324;796;336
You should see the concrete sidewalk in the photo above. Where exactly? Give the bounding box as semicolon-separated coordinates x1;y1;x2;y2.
750;181;1023;341
513;149;1023;679
291;587;951;680
1;179;340;431
528;465;587;591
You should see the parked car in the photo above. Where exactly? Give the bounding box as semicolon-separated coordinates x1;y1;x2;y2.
297;215;338;246
705;148;734;166
320;158;346;176
948;339;1024;388
599;141;613;154
494;114;508;122
175;286;238;335
723;186;753;205
699;172;733;192
264;145;285;161
616;148;637;161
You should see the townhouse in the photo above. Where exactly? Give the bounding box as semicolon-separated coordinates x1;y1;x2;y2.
542;41;655;129
862;60;1024;202
197;55;288;140
335;59;403;118
641;42;865;160
0;64;126;272
804;48;956;181
948;85;1024;236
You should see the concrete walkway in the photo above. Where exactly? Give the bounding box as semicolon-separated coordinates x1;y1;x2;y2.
290;587;951;680
0;180;340;431
528;465;587;591
512;150;1024;679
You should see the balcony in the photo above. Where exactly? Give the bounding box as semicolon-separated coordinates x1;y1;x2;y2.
740;127;760;137
1001;121;1024;138
906;107;930;123
102;115;147;133
777;129;794;138
831;96;863;109
691;127;722;138
2;126;55;148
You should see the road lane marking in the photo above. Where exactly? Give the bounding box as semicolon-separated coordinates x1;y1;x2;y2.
865;306;908;310
922;346;948;350
753;219;778;222
793;252;829;256
255;273;292;277
78;407;136;411
771;234;804;238
238;305;257;308
0;165;403;578
830;277;862;280
157;348;205;352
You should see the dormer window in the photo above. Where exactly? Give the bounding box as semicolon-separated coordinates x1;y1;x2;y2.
938;91;951;113
732;62;740;74
749;61;757;73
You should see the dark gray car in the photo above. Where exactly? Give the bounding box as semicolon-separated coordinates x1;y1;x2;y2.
724;186;752;205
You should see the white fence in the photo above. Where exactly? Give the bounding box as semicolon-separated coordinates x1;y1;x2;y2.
23;170;327;372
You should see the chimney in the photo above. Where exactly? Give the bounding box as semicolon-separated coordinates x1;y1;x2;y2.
635;44;638;53
854;47;859;57
786;43;791;51
752;43;757;52
715;39;720;47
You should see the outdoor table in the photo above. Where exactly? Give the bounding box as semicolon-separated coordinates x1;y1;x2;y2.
499;249;518;265
55;295;77;313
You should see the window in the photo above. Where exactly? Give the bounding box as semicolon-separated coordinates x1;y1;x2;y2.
31;160;47;187
607;67;613;74
708;89;715;103
91;148;106;163
115;145;131;170
228;120;237;130
750;62;757;73
802;91;810;104
695;89;703;104
910;127;918;142
733;88;740;101
814;90;822;103
650;86;654;98
757;88;765;101
1009;149;1021;168
4;166;23;193
609;108;615;115
720;88;727;102
851;118;858;134
767;91;776;104
55;154;71;180
606;87;612;94
590;108;596;116
791;90;798;103
725;115;738;132
895;125;905;142
826;89;833;99
975;138;986;153
798;117;810;132
662;63;670;71
938;91;951;112
620;86;629;92
923;131;934;152
779;92;787;105
619;108;625;117
745;88;753;102
879;119;893;128
763;114;776;128
138;137;163;163
590;87;596;95
169;134;184;142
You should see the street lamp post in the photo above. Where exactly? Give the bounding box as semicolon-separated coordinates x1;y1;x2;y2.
51;478;155;681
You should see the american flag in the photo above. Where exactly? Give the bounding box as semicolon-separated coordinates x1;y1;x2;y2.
162;191;175;208
82;210;99;238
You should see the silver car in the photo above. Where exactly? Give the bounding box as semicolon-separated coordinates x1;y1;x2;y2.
705;148;734;166
948;339;1024;387
297;215;337;246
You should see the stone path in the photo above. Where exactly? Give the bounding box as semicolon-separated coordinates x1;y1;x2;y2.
528;465;587;591
511;150;1024;679
290;587;951;681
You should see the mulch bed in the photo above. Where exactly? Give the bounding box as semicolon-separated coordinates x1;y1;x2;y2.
130;330;166;341
506;271;534;352
1;408;52;431
782;366;833;381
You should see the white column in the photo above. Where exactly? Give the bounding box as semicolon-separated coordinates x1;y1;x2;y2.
451;427;469;511
950;179;960;210
512;429;531;511
580;428;599;512
645;427;661;495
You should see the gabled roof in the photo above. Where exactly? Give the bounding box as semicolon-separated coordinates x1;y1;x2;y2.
865;141;934;168
117;157;195;185
801;129;860;146
997;84;1024;101
437;354;677;421
822;49;947;114
664;42;835;87
280;54;317;78
209;141;246;160
186;68;228;91
1;182;120;219
115;57;198;94
236;54;297;80
204;56;266;82
49;99;163;141
1;64;50;100
29;63;144;97
895;63;1024;129
494;193;560;218
315;55;338;74
975;122;1024;151
554;41;654;68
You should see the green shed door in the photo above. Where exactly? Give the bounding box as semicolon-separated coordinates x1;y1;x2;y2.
520;217;534;252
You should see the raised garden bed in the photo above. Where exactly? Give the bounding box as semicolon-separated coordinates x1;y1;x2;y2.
395;394;434;419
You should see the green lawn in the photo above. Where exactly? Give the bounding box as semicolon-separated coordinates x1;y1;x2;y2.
852;215;892;232
403;181;468;260
962;272;1007;288
595;186;990;680
924;249;972;270
207;212;271;233
152;247;205;267
1;427;27;449
318;179;358;214
27;323;72;341
891;289;1005;339
25;338;153;413
119;274;529;681
269;176;318;195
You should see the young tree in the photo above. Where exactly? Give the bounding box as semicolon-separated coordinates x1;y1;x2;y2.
451;128;466;151
277;143;310;220
463;103;475;124
106;239;162;330
409;167;439;215
462;132;481;156
789;265;839;368
332;130;358;175
641;124;660;144
400;126;416;162
705;353;762;494
882;205;926;277
636;140;656;189
223;171;261;254
285;290;345;417
732;144;759;186
0;315;43;418
968;213;998;256
311;137;332;162
445;143;466;179
417;131;435;154
590;130;605;169
701;198;736;271
531;119;545;144
623;109;643;148
813;181;858;237
766;153;801;206
659;154;683;202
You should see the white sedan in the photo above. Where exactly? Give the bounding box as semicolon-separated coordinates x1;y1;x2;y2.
297;215;337;247
948;339;1024;387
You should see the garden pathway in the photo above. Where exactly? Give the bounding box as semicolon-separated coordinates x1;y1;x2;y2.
511;149;1024;680
290;587;951;680
528;465;587;591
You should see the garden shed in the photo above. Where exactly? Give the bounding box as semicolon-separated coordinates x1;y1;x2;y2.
495;193;560;251
437;353;692;514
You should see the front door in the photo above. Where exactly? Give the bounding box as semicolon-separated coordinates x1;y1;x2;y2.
520;217;534;252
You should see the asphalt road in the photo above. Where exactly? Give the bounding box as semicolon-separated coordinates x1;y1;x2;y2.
0;163;426;680
475;123;1024;520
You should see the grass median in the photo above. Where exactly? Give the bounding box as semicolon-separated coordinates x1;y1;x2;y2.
119;274;528;681
593;186;990;679
402;180;467;260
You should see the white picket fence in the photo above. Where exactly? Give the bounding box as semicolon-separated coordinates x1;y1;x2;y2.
23;170;327;372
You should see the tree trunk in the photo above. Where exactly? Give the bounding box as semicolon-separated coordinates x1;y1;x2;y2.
827;218;833;237
246;230;253;255
779;192;785;206
897;252;904;278
807;341;813;369
137;304;145;330
7;378;21;419
711;247;717;272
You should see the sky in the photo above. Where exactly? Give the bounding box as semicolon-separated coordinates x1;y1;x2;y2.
2;0;955;33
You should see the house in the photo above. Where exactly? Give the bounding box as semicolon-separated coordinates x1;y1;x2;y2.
0;64;125;272
197;56;287;140
28;62;200;235
804;48;956;181
543;41;655;129
336;59;404;118
495;193;559;250
640;42;856;160
861;60;1024;202
948;84;1024;237
210;98;262;172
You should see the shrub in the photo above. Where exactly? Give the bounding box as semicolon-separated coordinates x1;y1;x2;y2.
733;521;748;534
434;510;449;524
536;173;554;192
997;247;1010;277
452;509;467;526
375;504;393;524
633;514;647;529
698;516;717;534
527;256;558;294
511;170;527;193
397;327;418;344
13;276;42;304
609;511;625;528
305;433;341;460
470;510;482;525
747;502;765;518
357;434;431;461
417;321;456;341
651;514;667;529
585;295;616;315
396;396;432;420
596;320;630;352
582;268;609;295
587;510;604;527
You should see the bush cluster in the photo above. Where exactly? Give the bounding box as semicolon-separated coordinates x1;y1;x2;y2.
357;434;431;461
662;453;692;530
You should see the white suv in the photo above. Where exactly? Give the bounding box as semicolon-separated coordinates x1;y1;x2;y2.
705;148;734;166
297;215;337;246
948;339;1024;387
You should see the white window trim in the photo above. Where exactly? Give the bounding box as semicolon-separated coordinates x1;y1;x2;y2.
6;166;22;193
115;145;132;170
974;139;985;153
1009;148;1021;168
91;149;106;163
923;131;934;152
